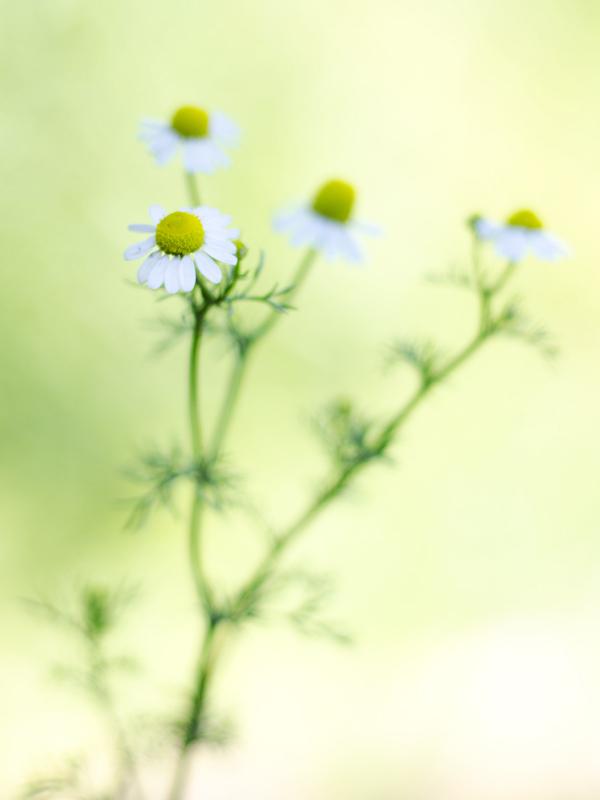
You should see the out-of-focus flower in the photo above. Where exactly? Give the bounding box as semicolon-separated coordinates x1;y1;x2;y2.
140;105;239;174
124;205;239;292
475;210;570;263
274;179;379;263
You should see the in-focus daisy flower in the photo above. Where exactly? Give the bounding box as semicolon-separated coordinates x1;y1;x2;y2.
140;105;239;174
274;179;379;263
124;205;239;293
475;210;570;263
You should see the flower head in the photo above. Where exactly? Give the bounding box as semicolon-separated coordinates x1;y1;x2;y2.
475;209;570;263
274;178;379;263
124;205;239;293
140;105;239;175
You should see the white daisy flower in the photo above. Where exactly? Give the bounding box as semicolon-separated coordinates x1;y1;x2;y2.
274;179;379;263
475;210;570;263
124;205;239;293
140;105;239;175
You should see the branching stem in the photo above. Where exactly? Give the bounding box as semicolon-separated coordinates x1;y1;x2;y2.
230;253;518;620
168;244;520;800
210;247;317;456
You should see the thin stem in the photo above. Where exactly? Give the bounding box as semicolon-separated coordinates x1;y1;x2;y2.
167;303;217;800
252;247;318;340
167;621;223;800
231;264;518;619
185;172;201;206
231;333;488;619
491;259;517;295
208;247;318;458
167;249;319;798
471;236;489;329
90;642;144;800
188;491;212;611
187;309;214;610
209;353;247;459
188;314;203;459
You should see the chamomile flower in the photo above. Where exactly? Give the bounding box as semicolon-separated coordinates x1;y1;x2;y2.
274;179;378;263
124;205;239;292
475;210;570;263
140;105;239;174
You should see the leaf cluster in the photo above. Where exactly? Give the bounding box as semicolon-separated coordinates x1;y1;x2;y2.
125;447;238;529
222;252;295;316
495;300;558;358
386;337;444;386
313;399;383;470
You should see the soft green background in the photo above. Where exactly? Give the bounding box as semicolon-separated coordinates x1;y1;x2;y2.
2;0;600;796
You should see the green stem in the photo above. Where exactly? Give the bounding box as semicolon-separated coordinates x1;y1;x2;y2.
167;621;222;800
491;259;517;295
167;304;218;800
189;492;211;611
90;642;144;800
208;247;318;458
252;247;318;340
471;236;489;329
188;314;203;459
231;261;518;619
185;172;201;206
187;311;214;610
209;353;247;459
231;332;489;620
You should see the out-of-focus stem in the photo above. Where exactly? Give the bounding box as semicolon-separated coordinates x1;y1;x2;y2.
209;353;247;459
167;620;222;800
209;248;318;457
185;172;201;206
231;257;521;619
90;641;144;800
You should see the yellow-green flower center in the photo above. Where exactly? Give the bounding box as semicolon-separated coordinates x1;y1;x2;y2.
171;106;210;138
156;212;204;256
312;179;356;223
506;209;543;230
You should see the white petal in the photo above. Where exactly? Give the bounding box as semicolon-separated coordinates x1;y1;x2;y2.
354;219;382;237
137;251;161;284
194;251;222;284
149;205;167;225
273;207;326;250
183;140;229;174
530;231;571;261
202;236;236;253
179;256;196;292
320;227;341;261
201;243;237;266
165;258;181;293
475;218;502;240
152;137;179;166
140;118;169;133
147;255;169;289
140;124;179;165
494;229;529;262
273;207;303;232
128;223;156;233
209;111;240;146
197;208;232;227
338;228;364;263
123;236;156;261
292;213;326;249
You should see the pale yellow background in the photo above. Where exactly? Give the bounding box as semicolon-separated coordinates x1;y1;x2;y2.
2;0;600;797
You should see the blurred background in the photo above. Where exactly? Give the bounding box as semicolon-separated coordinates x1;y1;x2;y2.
2;0;600;796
